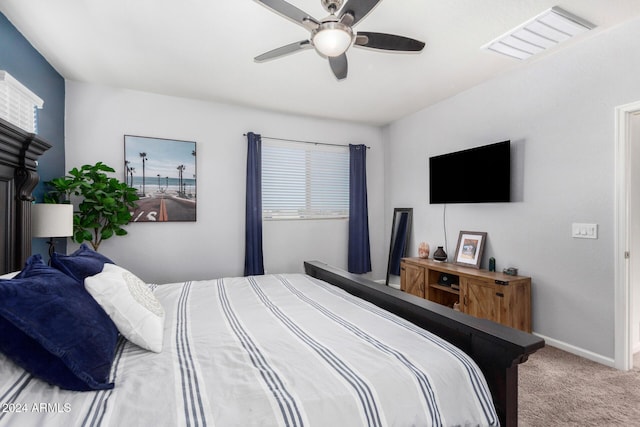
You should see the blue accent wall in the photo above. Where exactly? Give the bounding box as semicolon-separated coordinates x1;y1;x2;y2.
0;12;66;257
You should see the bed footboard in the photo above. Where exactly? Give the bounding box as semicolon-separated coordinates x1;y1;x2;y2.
304;261;544;427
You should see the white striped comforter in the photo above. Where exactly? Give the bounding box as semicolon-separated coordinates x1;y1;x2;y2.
0;274;498;426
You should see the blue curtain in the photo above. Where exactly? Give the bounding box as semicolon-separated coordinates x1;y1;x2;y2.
348;144;371;274
389;212;409;275
244;132;264;276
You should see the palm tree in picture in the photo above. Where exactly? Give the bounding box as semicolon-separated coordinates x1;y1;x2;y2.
125;160;135;187
139;152;147;196
177;164;185;197
129;167;135;187
192;149;197;197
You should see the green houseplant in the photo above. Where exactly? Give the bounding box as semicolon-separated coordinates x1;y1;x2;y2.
44;162;139;251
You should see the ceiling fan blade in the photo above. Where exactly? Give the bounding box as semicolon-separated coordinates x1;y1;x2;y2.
254;40;312;62
339;12;355;27
339;0;381;26
328;54;348;80
254;0;319;30
355;32;425;51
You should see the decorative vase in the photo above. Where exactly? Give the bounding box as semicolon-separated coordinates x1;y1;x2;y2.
418;242;430;259
433;246;447;262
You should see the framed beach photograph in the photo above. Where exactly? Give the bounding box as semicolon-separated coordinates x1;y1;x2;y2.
454;231;487;269
124;135;196;222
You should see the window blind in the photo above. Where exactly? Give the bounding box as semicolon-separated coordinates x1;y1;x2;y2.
0;70;44;133
262;139;349;220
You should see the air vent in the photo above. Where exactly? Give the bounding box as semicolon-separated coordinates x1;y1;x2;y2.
482;6;595;60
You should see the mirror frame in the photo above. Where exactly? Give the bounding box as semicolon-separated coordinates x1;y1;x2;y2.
385;207;413;286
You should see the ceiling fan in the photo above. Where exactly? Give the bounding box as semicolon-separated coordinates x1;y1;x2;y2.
253;0;425;80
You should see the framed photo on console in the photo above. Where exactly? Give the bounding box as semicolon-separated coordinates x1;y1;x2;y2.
454;231;487;269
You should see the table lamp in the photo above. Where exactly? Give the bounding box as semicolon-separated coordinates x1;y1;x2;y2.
32;203;74;258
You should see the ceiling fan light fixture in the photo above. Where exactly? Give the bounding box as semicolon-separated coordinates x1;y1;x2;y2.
253;0;425;80
312;22;353;57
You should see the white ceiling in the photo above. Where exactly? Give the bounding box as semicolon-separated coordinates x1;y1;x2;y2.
3;0;640;125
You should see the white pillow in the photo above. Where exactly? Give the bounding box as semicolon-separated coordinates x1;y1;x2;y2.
85;264;165;352
0;271;20;280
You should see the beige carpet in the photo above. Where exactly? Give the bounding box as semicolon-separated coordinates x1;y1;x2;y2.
518;346;640;426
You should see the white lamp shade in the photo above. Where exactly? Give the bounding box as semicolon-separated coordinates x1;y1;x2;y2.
32;204;74;238
313;28;352;57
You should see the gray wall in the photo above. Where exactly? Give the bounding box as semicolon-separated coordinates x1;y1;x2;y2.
64;81;385;284
383;16;640;362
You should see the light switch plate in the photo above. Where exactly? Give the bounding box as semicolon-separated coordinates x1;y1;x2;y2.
572;223;598;239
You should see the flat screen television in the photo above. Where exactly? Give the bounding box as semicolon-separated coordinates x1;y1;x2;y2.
429;140;511;204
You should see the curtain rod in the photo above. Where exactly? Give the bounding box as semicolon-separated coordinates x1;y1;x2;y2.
243;134;370;149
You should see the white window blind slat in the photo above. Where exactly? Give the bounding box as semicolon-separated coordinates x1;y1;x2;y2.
262;140;349;220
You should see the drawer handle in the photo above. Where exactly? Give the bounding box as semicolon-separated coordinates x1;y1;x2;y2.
496;292;504;298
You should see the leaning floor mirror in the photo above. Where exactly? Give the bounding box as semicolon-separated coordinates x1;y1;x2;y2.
386;208;412;288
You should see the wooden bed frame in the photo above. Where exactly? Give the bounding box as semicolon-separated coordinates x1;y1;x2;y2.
305;261;544;427
0;116;543;426
0;117;51;275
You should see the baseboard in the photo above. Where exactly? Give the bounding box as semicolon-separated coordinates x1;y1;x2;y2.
533;332;615;368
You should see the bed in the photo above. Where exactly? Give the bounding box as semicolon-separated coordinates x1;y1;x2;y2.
0;117;544;426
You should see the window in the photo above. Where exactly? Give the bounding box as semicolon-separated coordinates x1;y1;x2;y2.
0;70;43;133
262;139;349;220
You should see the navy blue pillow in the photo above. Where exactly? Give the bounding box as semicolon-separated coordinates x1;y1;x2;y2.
51;243;114;283
0;255;118;391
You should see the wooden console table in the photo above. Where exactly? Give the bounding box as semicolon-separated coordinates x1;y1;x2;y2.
400;257;531;332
